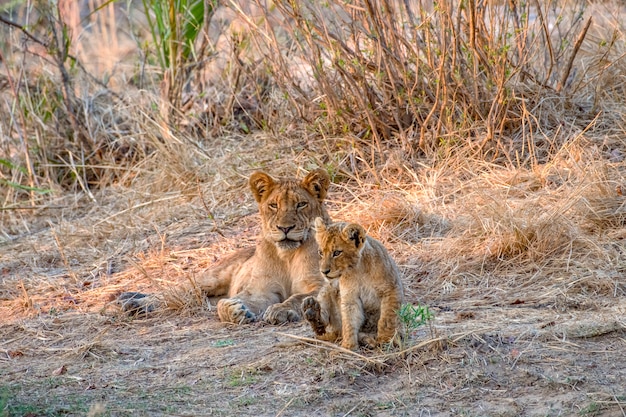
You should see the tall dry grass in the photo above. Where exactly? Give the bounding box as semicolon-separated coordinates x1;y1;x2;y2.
237;0;625;161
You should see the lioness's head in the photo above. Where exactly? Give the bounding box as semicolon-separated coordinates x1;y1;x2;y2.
314;218;367;279
250;169;331;251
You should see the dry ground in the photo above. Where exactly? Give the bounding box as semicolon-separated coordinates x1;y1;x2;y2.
2;132;626;417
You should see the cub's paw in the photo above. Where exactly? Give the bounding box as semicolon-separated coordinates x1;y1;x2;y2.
263;303;300;325
302;296;326;335
359;333;378;349
340;339;359;351
118;292;157;316
377;332;403;348
217;298;257;324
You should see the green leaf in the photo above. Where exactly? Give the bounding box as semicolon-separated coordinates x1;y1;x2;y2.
0;179;51;194
0;158;28;175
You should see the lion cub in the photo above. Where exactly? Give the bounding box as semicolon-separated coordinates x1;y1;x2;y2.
302;218;404;350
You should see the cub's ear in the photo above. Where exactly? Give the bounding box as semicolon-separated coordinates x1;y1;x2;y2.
342;223;366;250
313;217;326;233
301;169;330;201
249;171;276;203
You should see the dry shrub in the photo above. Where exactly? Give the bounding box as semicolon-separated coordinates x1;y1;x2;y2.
3;0;625;210
578;169;626;230
357;193;422;229
235;0;625;162
583;194;626;228
339;192;422;238
0;3;154;206
473;203;576;263
174;5;297;137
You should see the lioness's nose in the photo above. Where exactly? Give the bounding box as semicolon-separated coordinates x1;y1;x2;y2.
277;225;294;234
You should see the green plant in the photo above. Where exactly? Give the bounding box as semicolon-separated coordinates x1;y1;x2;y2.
579;401;602;416
397;303;434;334
142;0;206;71
0;388;7;417
211;339;235;348
0;157;51;196
142;0;216;118
227;369;259;388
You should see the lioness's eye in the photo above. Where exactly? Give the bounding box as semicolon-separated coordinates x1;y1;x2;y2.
332;250;342;258
296;202;308;209
268;203;278;210
318;250;323;257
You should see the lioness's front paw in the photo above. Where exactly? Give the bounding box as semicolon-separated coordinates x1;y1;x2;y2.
118;292;157;316
217;298;257;324
263;303;300;324
302;296;326;335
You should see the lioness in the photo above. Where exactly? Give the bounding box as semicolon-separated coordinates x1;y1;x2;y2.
302;218;404;350
120;169;331;324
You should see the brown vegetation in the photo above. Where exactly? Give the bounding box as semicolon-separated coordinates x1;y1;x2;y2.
1;0;626;415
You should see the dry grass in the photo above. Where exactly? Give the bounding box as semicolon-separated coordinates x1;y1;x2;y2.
1;0;626;415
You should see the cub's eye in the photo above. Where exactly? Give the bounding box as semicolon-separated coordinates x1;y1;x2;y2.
332;250;343;258
296;201;308;209
268;203;278;210
318;250;323;257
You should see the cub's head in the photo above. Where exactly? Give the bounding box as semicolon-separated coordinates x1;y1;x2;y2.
250;169;331;251
314;218;367;279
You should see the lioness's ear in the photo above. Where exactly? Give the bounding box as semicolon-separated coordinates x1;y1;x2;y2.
301;169;330;201
313;217;326;233
343;223;366;250
249;171;276;203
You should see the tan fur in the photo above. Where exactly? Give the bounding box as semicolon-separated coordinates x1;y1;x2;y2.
196;169;331;324
302;218;404;350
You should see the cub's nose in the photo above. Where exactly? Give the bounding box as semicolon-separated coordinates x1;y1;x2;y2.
277;225;295;234
322;268;331;276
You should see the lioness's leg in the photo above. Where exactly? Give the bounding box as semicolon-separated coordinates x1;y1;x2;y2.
196;247;256;297
263;273;327;324
118;248;253;317
217;298;257;324
263;292;311;324
194;271;231;298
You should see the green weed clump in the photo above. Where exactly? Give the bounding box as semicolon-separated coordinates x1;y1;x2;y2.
142;0;217;119
398;303;434;334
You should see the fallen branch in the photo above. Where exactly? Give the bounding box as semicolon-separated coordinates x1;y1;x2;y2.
276;332;388;365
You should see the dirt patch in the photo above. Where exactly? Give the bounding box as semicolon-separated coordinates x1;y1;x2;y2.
2;299;626;416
